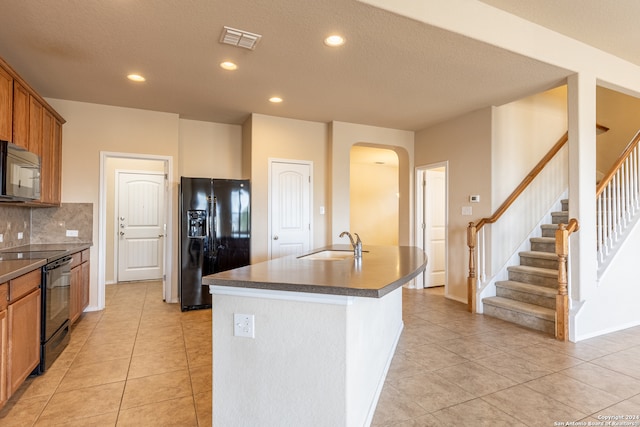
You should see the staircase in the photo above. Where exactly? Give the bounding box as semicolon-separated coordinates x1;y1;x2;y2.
482;200;567;335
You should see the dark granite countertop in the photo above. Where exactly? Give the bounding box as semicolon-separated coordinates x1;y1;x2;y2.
0;243;91;283
203;244;427;298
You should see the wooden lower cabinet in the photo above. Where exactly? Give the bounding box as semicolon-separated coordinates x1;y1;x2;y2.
70;250;90;324
7;287;41;396
0;308;7;409
0;270;42;410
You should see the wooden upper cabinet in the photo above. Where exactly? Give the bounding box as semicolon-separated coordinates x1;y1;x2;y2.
51;119;62;204
40;110;54;204
28;95;43;157
0;67;12;142
11;81;29;149
1;57;65;207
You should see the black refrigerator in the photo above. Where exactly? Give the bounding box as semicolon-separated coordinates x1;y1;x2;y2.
179;177;251;311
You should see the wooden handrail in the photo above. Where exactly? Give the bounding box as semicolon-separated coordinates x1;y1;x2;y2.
475;132;569;230
596;130;640;197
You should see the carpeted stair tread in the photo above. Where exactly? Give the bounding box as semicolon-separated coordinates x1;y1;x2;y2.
483;296;555;321
496;280;557;297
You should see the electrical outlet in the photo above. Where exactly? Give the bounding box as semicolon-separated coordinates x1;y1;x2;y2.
66;229;79;237
17;232;23;240
233;313;255;338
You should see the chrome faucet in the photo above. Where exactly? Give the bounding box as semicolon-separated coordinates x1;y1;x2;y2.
339;231;362;258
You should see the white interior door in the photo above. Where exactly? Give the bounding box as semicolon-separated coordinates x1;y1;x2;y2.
270;161;311;259
425;168;446;287
416;165;447;288
117;171;165;282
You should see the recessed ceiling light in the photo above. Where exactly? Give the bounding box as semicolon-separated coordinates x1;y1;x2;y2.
269;97;283;103
127;74;146;82
220;61;238;71
324;34;345;47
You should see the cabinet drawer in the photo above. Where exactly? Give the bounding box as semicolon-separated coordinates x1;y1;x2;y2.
70;252;82;269
0;282;7;310
81;249;90;263
9;269;41;302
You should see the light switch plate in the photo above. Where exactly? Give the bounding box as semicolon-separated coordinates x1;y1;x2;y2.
17;232;23;240
461;206;473;216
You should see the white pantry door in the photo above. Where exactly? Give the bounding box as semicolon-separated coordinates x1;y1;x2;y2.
270;161;311;259
117;171;165;282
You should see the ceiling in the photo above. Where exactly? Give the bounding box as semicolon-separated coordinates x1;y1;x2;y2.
0;1;635;131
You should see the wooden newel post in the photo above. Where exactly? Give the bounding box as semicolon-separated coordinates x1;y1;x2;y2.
555;223;569;341
467;222;477;313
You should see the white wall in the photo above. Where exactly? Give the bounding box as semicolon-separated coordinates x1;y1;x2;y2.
179;119;243;178
45;98;242;307
246;114;329;263
350;147;399;245
575;220;640;340
492;86;568;207
596;86;640;176
331;121;414;246
489;87;569;277
46;98;180;308
415;108;493;302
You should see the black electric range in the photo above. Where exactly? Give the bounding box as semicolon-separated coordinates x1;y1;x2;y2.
0;247;72;374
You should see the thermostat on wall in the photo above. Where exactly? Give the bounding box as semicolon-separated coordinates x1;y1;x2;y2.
469;195;480;203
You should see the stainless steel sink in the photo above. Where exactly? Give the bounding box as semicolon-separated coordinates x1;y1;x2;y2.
297;250;354;261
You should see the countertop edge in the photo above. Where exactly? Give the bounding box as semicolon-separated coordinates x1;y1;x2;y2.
205;245;428;299
0;243;93;283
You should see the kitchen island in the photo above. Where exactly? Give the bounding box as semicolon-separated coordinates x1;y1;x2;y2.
203;244;427;427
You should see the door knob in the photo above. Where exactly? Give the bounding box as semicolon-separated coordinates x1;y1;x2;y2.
120;231;125;236
120;223;125;228
273;235;279;240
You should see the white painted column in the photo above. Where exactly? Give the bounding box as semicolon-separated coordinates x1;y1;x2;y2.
567;73;598;310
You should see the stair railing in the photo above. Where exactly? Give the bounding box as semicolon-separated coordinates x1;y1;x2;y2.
467;132;569;313
596;131;640;271
555;218;578;341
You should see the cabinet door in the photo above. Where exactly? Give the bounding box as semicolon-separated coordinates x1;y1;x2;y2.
11;81;29;149
0;308;7;409
81;261;90;311
0;66;12;142
28;95;43;157
40;109;54;204
69;265;81;324
51;119;63;204
7;288;41;396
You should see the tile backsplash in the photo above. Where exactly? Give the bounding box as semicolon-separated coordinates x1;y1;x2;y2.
0;205;31;249
0;203;93;249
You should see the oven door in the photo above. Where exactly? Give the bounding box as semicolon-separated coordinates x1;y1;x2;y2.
43;256;72;340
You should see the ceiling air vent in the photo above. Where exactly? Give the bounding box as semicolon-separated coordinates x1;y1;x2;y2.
220;26;262;50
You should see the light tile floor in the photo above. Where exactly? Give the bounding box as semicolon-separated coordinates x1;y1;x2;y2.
0;281;212;426
1;283;640;426
372;287;640;426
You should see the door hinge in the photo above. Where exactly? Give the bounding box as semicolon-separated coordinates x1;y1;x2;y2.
163;274;166;281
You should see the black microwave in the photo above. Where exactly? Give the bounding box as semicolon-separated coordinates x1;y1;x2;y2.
0;141;41;201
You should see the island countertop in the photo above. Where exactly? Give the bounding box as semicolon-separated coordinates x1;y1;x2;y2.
203;244;427;298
